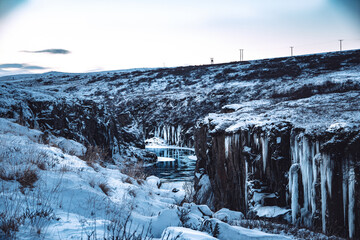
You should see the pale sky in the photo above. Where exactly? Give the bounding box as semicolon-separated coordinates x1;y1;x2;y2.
0;0;359;76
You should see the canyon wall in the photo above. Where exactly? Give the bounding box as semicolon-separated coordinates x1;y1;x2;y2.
194;118;360;238
1;50;359;153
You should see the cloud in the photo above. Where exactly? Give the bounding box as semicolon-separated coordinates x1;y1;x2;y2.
23;49;71;54
0;63;46;70
0;63;24;68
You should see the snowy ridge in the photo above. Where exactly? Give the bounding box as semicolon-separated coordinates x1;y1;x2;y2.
1;49;359;151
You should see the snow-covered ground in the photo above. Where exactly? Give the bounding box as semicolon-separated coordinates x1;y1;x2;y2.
1;50;359;150
1;49;357;239
0;118;296;239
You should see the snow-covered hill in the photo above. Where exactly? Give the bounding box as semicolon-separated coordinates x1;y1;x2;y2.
0;50;359;153
0;49;359;239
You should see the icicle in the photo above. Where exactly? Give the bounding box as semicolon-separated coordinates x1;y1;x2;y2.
157;127;160;138
253;133;259;149
290;163;300;224
261;136;268;172
162;125;166;143
225;136;231;158
167;126;170;144
171;126;176;145
320;155;327;233
311;148;318;216
299;136;313;217
234;133;240;148
324;154;333;197
292;137;299;164
245;160;248;213
177;125;181;146
342;158;348;224
348;161;355;239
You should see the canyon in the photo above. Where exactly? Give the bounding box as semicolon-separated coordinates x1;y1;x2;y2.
1;49;359;238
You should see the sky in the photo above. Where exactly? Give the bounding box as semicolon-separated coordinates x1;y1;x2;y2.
0;0;359;76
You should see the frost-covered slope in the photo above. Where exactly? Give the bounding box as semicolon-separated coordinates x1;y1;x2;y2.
0;50;359;152
1;50;359;239
1;118;300;239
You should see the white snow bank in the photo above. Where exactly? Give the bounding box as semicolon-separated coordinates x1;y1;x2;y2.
149;209;182;237
183;203;213;218
213;208;244;223
253;206;290;218
0;118;42;142
327;122;350;131
162;227;217;240
204;218;291;240
188;155;197;160
146;176;161;188
50;136;86;156
0;118;86;157
145;137;167;147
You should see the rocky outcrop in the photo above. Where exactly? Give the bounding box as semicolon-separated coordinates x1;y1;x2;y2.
8;99;147;163
0;50;359;239
194;105;360;239
1;50;359;151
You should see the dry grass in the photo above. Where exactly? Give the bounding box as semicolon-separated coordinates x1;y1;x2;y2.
17;167;38;189
81;146;107;171
127;188;136;198
120;162;147;180
0;167;15;181
98;182;111;196
182;181;194;203
89;178;96;188
124;177;133;184
59;164;71;173
28;150;55;170
236;219;344;240
0;147;52;183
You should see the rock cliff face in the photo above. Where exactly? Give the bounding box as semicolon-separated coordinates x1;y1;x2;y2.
1;50;359;153
194;96;360;238
6;98;149;163
1;50;360;238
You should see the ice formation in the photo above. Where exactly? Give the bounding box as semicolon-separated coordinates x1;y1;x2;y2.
261;136;268;172
154;125;182;146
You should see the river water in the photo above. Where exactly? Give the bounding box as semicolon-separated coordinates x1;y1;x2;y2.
145;147;197;182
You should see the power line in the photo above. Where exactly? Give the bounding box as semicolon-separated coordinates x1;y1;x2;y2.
339;39;343;51
228;39;359;65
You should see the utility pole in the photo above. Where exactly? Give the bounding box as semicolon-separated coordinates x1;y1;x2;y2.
339;39;343;51
290;46;294;57
239;49;244;61
210;58;214;64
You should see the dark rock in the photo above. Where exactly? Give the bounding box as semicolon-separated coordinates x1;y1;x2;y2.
194;121;360;239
